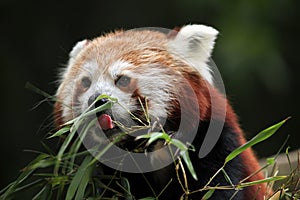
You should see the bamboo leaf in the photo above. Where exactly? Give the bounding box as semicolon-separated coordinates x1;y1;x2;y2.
66;155;93;200
40;142;55;156
238;176;287;188
147;132;170;145
266;157;275;165
170;139;188;151
225;118;288;164
32;184;52;200
25;154;57;171
221;168;233;186
48;175;69;188
120;177;133;200
25;82;55;101
201;189;215;200
1;153;49;198
88;140;116;166
47;126;71;139
13;179;45;193
181;150;198;180
23;154;50;170
136;132;171;145
66;118;97;174
0;182;14;195
64;95;116;126
54;121;79;175
75;161;94;200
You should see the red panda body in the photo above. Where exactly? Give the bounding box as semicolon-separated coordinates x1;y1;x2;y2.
54;25;267;199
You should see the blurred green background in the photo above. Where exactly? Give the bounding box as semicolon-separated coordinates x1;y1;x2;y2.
0;0;299;189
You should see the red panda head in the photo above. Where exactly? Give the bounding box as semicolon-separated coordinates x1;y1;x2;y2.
54;25;223;152
53;25;268;198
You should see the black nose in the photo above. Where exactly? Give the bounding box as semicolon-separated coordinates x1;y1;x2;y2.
88;93;108;107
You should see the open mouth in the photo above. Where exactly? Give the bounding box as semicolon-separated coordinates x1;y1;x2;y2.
94;109;161;152
97;113;114;131
91;98;179;152
95;110;120;138
94;109;137;150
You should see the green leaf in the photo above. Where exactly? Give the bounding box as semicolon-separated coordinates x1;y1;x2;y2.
136;132;171;145
88;138;117;166
47;175;69;188
27;159;56;170
66;118;97;173
25;155;56;171
23;154;50;170
170;139;188;151
1;153;50;198
170;139;197;180
47;126;71;139
25;82;56;101
32;184;52;200
0;182;14;195
201;189;215;200
225;118;288;164
13;179;45;193
66;155;94;200
238;176;287;188
65;94;117;126
147;132;171;145
120;177;133;200
285;146;290;155
54;121;79;175
221;168;233;186
95;94;118;103
266;157;275;165
138;197;156;200
40;142;55;156
147;132;165;144
181;150;198;180
75;157;95;200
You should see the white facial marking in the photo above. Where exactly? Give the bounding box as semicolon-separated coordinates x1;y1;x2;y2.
109;60;133;79
58;25;216;127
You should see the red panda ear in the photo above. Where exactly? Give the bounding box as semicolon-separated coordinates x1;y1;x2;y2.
58;39;90;86
168;24;218;84
68;39;89;66
54;39;90;129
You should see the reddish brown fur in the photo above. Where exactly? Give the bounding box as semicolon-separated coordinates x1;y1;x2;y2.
53;101;63;128
123;48;268;197
193;79;268;198
54;29;269;199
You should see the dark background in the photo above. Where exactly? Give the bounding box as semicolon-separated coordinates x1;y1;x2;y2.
0;0;299;189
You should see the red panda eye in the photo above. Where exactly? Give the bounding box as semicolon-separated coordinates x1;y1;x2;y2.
116;75;131;87
81;77;91;88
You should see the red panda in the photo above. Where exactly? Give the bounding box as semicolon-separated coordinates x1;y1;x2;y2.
54;25;268;199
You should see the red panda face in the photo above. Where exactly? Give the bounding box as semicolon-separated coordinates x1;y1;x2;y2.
56;25;218;124
53;26;268;199
54;25;220;155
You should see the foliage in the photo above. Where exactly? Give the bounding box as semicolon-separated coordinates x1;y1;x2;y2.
0;94;298;200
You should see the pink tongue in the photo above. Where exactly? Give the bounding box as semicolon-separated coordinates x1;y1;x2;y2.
98;114;114;130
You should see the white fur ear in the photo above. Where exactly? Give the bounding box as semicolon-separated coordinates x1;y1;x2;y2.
58;39;89;83
68;39;89;65
168;25;218;84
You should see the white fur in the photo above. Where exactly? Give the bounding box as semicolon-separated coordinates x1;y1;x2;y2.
168;25;218;84
69;39;88;64
125;65;174;120
57;39;89;86
109;60;132;79
58;25;218;125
